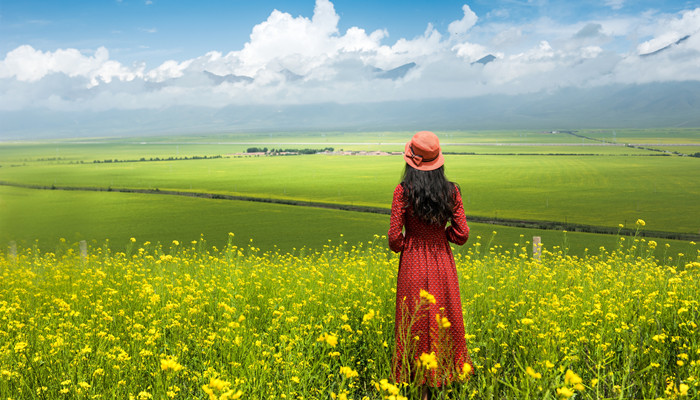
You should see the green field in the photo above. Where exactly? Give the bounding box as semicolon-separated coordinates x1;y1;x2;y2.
3;128;690;163
2;154;698;233
1;129;699;256
7;184;689;260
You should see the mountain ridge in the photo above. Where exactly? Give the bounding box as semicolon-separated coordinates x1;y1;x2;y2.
1;81;699;139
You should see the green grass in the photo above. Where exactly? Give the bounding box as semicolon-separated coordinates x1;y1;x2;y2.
2;153;698;234
1;186;694;261
0;185;388;253
5;129;681;164
580;128;700;144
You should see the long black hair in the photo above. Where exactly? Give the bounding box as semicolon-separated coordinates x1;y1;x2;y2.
401;163;459;225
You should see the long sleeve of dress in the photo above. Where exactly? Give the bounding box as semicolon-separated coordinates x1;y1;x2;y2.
445;188;469;245
388;184;406;253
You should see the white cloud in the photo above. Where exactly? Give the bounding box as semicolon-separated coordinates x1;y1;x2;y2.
0;45;138;86
448;5;478;37
637;8;700;54
1;1;700;113
605;0;625;11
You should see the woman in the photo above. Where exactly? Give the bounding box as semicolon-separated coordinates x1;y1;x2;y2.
388;131;473;395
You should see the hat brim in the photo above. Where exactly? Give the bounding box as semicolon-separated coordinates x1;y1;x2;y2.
403;141;445;171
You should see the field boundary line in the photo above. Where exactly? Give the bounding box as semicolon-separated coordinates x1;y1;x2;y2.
2;180;698;241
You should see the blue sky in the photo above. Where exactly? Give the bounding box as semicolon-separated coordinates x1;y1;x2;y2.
1;0;699;116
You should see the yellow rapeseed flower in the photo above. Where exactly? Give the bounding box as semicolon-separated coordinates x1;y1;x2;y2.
436;314;451;329
419;352;438;370
636;219;645;227
419;289;436;304
557;387;574;398
459;362;473;380
317;333;338;347
13;342;28;353
220;390;243;400
564;370;584;390
339;366;359;379
160;356;183;372
679;383;689;396
525;366;541;379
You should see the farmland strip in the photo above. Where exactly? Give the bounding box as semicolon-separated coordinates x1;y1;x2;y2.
2;180;698;241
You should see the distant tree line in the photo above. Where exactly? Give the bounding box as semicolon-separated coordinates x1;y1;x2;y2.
87;155;222;164
246;147;334;154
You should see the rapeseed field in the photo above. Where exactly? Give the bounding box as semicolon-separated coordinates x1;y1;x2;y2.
1;224;698;399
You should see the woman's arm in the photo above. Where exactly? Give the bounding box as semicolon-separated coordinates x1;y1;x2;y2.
388;184;406;252
446;187;469;245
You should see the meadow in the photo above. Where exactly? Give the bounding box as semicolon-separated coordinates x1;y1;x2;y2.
1;129;700;399
1;128;699;255
2;152;699;233
1;228;698;399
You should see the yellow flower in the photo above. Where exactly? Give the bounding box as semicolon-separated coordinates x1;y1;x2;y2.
680;383;689;396
564;370;582;385
160;356;183;372
208;378;229;391
419;289;436;304
459;362;473;379
521;318;534;325
363;309;375;322
379;379;400;395
317;333;338;347
436;314;451;329
13;342;28;353
525;366;541;379
419;352;438;370
564;370;584;390
339;366;358;379
557;387;574;398
636;219;645;227
137;391;153;400
220;390;243;400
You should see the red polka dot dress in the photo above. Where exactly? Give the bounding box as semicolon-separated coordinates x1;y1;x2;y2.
388;183;474;386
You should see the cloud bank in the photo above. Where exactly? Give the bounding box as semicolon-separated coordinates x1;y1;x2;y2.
1;0;699;114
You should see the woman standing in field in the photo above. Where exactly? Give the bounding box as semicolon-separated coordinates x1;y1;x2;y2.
388;131;473;398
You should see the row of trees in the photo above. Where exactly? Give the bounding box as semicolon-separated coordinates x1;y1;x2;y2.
90;155;222;164
246;147;334;154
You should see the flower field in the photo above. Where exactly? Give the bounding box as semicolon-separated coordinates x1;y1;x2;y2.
1;229;699;399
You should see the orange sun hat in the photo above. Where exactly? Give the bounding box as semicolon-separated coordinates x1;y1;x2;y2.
403;131;445;171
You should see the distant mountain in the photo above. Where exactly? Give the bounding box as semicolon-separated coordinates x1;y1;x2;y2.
375;62;417;80
203;71;253;84
472;54;496;65
640;35;691;57
2;81;699;139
